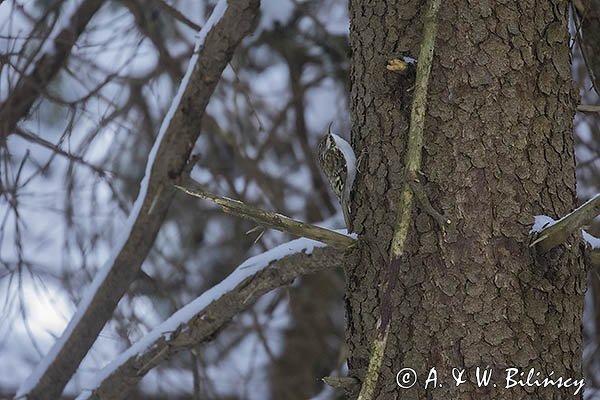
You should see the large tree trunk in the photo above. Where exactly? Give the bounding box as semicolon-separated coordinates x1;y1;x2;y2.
346;1;585;399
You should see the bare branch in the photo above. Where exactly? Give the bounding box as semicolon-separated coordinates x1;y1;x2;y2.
0;0;104;140
153;0;202;31
176;183;355;249
16;1;260;399
14;126;108;177
120;0;184;80
76;245;342;400
571;1;600;97
578;104;600;113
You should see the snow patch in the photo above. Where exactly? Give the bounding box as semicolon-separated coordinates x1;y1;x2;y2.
530;215;556;234
583;230;600;250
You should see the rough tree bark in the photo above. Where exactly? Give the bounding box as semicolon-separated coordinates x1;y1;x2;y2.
346;1;585;399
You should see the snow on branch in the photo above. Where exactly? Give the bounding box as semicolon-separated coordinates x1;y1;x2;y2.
16;1;261;399
529;194;600;253
529;195;600;267
176;181;356;249
75;241;343;400
583;231;600;267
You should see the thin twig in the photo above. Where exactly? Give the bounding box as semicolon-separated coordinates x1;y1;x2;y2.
154;0;202;31
408;179;451;229
0;0;104;139
14;126;108;177
322;375;360;390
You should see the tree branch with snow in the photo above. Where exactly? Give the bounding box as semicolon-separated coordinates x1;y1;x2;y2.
15;1;260;399
530;194;600;253
75;241;342;400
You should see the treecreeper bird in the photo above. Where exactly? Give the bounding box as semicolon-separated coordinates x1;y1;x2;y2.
317;124;357;232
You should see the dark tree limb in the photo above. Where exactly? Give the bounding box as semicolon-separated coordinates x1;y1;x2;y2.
16;1;260;399
120;0;184;80
152;0;202;31
0;0;104;140
572;0;600;96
